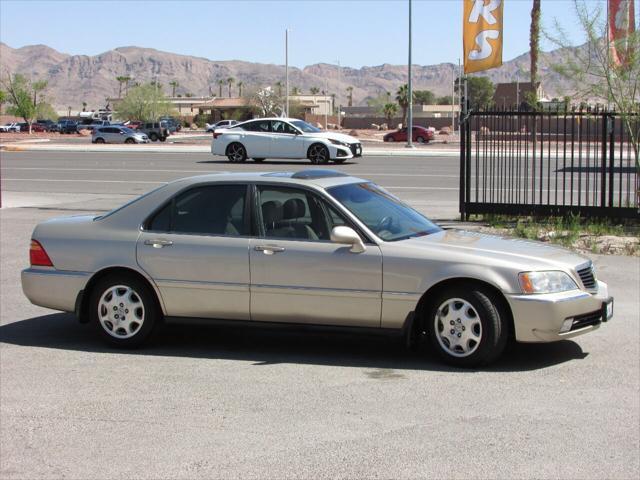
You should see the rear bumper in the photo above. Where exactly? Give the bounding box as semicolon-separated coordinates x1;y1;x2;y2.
21;268;90;312
507;280;612;342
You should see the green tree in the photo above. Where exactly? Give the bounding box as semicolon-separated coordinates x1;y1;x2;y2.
395;84;413;122
169;80;179;97
456;77;495;107
116;76;130;98
437;95;453;105
0;90;6;114
1;74;37;133
548;0;640;173
227;77;235;97
382;103;398;123
414;89;436;105
275;81;283;97
217;79;225;97
310;86;320;95
116;83;176;121
291;86;301;95
36;102;58;121
237;81;244;97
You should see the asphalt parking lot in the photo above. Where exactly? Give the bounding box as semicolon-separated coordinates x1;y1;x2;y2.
1;151;639;479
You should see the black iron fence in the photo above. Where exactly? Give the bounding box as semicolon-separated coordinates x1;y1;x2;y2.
460;108;639;219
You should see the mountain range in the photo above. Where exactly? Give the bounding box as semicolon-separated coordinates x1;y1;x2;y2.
0;42;579;110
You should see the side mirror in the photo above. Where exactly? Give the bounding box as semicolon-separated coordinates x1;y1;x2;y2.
330;226;366;253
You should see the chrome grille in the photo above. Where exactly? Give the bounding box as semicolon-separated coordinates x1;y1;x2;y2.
577;264;596;290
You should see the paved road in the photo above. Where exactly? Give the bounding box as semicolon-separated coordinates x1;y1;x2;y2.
1;150;639;479
0;150;461;219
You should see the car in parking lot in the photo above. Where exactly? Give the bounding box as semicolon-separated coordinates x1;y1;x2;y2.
138;122;170;142
57;120;79;134
211;118;362;163
383;125;434;143
21;169;613;367
1;122;21;132
206;119;239;132
36;119;59;132
92;126;149;144
16;122;46;133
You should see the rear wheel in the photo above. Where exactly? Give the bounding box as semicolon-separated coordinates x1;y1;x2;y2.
226;142;247;162
424;285;508;367
159;136;167;142
386;136;395;142
89;275;159;348
308;144;330;164
95;137;105;144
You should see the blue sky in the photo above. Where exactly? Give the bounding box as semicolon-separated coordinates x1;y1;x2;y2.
0;0;612;68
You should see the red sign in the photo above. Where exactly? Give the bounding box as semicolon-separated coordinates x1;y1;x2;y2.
608;0;636;66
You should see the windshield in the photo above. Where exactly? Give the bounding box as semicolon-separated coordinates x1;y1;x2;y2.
328;182;441;241
291;120;322;133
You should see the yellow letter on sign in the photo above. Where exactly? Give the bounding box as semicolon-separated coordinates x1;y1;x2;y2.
463;0;504;74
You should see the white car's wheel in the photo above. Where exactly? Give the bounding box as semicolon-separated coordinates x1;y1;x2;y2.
425;285;508;367
308;144;329;164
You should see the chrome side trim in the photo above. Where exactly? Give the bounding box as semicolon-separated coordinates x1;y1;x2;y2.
252;283;380;298
156;278;249;292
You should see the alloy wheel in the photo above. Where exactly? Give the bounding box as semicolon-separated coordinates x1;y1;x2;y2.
309;144;328;164
98;285;145;339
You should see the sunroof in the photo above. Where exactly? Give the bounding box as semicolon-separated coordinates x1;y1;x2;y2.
261;172;294;178
290;169;348;180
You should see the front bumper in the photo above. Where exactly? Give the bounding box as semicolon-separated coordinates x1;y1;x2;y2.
22;268;90;312
507;280;613;342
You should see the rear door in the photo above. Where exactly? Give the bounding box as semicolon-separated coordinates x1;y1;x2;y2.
240;120;272;157
137;183;252;320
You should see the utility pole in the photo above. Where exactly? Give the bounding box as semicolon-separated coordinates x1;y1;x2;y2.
451;63;455;134
516;75;520;109
325;78;329;130
336;59;341;128
406;0;414;148
285;29;289;117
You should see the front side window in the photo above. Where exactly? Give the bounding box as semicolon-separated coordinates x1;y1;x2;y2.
290;120;321;133
257;186;349;241
147;185;248;236
271;121;299;134
328;182;441;241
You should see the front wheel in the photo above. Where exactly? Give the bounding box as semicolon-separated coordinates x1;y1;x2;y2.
149;132;159;142
425;285;508;367
308;144;330;164
95;138;105;144
124;138;135;144
89;275;159;348
416;136;426;144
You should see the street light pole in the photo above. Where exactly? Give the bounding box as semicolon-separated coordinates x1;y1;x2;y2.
285;29;289;117
336;59;341;128
406;0;414;148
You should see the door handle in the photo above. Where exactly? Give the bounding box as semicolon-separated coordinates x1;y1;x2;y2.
144;239;173;248
254;245;285;255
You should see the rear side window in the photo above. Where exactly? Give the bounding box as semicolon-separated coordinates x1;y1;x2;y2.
147;185;248;236
243;120;271;132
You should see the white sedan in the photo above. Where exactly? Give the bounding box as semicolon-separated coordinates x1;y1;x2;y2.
211;118;362;164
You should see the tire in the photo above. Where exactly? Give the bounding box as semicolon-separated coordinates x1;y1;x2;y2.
386;136;395;142
416;136;426;144
124;138;135;144
89;274;159;348
95;137;105;144
253;158;265;163
159;136;167;142
149;132;159;142
226;142;247;162
424;284;508;367
308;143;330;164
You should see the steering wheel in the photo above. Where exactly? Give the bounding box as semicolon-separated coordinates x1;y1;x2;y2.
375;216;393;233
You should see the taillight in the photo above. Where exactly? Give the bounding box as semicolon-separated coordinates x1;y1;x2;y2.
30;240;53;267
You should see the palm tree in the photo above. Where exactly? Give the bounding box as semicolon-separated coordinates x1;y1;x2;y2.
122;76;132;95
116;76;129;98
227;77;235;97
346;86;354;107
237;81;244;97
82;101;87;112
530;0;541;92
382;103;398;123
395;84;412;122
310;87;320;95
169;80;179;97
275;81;283;97
32;80;47;106
217;79;225;97
291;86;301;95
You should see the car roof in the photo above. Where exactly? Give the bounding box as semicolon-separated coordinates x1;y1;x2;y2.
168;170;367;190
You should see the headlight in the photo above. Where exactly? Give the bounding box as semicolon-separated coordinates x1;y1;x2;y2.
329;139;349;147
518;271;578;294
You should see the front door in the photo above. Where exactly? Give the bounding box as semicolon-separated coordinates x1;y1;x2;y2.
249;184;382;327
269;120;305;158
136;183;251;320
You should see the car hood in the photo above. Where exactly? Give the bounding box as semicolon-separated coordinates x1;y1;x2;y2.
305;131;359;144
395;229;589;271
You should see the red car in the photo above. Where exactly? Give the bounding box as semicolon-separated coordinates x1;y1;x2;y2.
383;126;434;143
